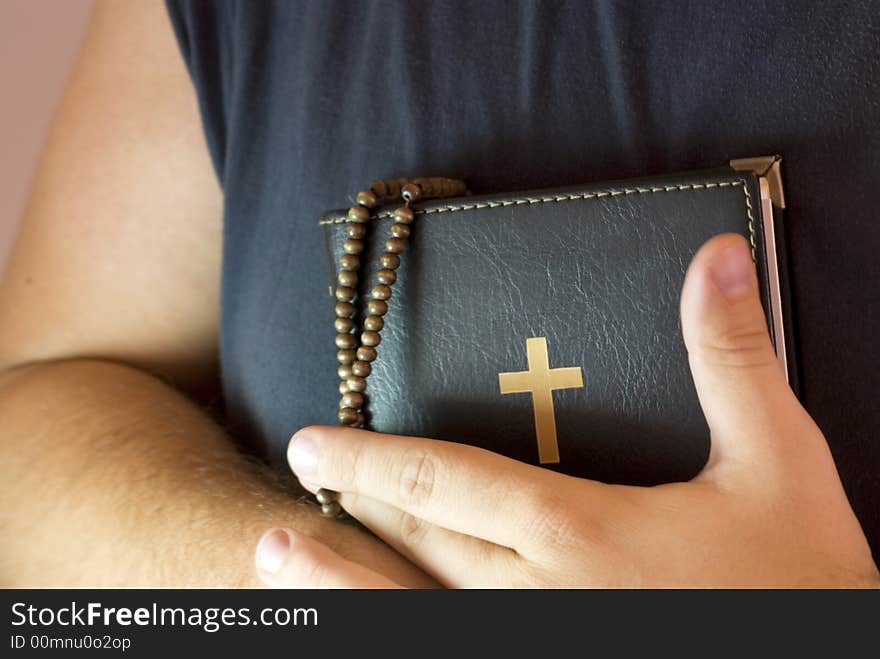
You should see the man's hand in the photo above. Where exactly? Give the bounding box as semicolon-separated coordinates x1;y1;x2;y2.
256;234;879;588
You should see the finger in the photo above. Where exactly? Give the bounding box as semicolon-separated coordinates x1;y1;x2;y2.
288;426;600;553
300;477;527;585
255;527;401;589
680;234;815;473
338;490;519;588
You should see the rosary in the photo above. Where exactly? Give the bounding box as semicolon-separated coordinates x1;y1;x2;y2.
317;177;467;517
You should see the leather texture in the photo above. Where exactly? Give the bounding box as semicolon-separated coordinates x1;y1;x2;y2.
322;166;780;485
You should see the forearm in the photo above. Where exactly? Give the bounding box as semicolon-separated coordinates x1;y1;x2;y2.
0;359;425;587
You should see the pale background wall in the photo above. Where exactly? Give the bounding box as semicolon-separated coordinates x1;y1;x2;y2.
0;0;94;276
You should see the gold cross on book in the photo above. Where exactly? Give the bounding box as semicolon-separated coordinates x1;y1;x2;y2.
498;337;584;464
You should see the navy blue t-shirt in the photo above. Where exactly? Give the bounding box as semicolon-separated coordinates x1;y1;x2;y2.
165;0;880;556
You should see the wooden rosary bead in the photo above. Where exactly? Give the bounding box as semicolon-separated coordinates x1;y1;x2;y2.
361;330;381;347
347;205;370;222
385;238;406;254
390;223;411;239
367;299;388;316
371;284;392;300
393;206;415;224
346;376;366;392
352;360;372;377
357;346;378;362
401;183;421;201
337;349;356;364
338;364;353;380
380;253;400;270
339;407;359;424
373;178;409;200
376;268;396;285
335;301;355;318
341;391;364;409
343;239;364;255
335;332;357;350
335;286;356;302
364;314;384;331
356;189;378;208
340;253;360;271
346;222;367;240
339;380;350;395
316;489;337;505
369;179;389;198
338;270;358;288
321;501;342;518
334;317;354;333
413;177;467;198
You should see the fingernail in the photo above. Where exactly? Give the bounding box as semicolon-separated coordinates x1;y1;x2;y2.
256;528;291;574
709;242;754;298
288;432;318;478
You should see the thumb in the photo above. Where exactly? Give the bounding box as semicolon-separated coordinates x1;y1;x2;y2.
680;233;804;473
255;527;401;588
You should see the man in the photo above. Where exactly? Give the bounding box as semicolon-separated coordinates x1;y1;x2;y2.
1;0;877;587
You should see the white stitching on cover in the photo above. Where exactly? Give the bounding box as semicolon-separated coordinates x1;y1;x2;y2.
318;179;756;259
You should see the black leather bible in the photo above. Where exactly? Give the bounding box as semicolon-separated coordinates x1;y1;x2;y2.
321;157;794;486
